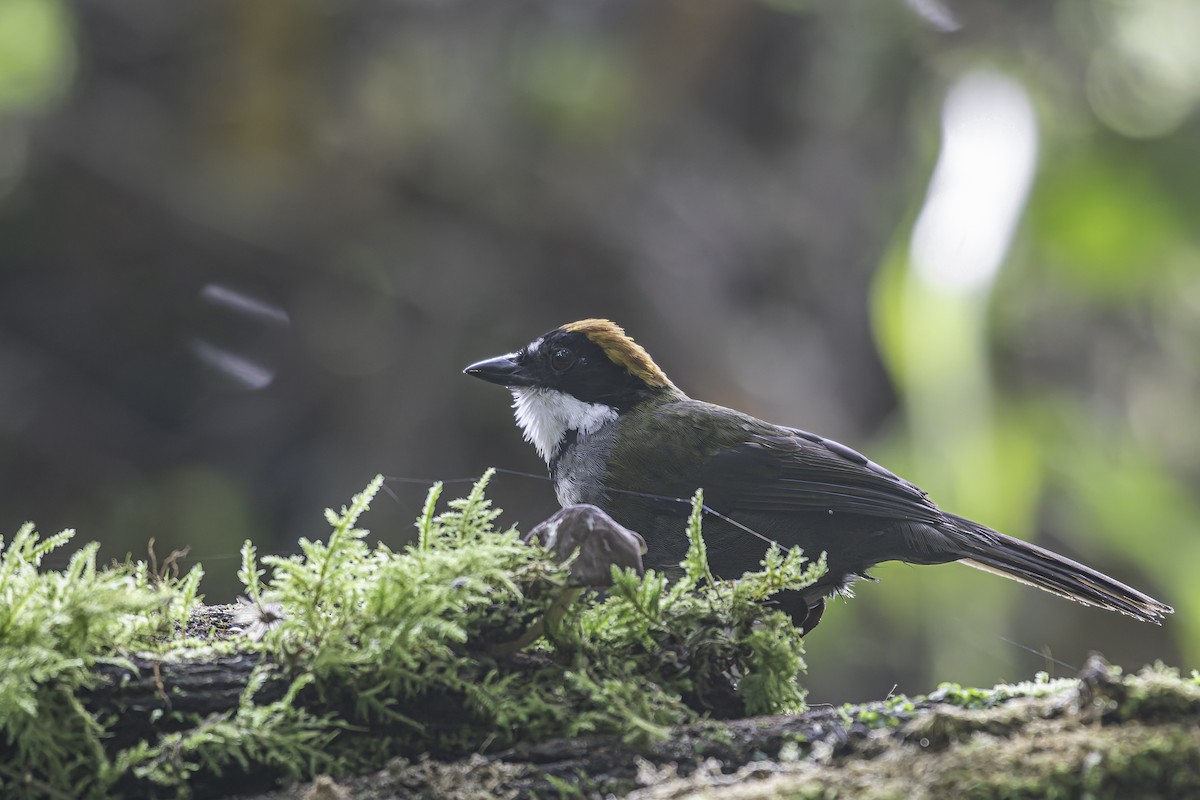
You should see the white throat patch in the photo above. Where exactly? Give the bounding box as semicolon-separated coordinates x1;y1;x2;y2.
510;388;617;464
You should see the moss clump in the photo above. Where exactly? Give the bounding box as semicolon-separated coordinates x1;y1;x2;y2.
552;489;822;727
233;476;819;756
929;671;1076;711
1079;660;1200;724
0;471;822;797
0;525;203;795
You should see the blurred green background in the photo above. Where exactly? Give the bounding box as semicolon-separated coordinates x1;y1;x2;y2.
0;0;1196;703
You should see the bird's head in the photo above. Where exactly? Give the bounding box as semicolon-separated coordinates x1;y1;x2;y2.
464;319;681;463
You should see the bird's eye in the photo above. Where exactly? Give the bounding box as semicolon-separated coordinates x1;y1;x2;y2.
550;347;576;373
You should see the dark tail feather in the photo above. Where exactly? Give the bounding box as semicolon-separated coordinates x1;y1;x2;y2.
946;514;1173;624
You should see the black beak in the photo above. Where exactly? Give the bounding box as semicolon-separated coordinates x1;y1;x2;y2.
463;353;537;387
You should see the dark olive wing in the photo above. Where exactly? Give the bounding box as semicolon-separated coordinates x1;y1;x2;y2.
606;399;943;525
696;426;944;525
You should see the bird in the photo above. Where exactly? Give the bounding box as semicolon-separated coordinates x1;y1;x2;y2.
464;318;1173;634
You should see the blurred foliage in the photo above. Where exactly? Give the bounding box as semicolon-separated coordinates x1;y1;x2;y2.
0;0;1195;703
1030;152;1183;298
0;0;73;112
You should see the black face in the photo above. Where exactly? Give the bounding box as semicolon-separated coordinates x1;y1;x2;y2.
464;328;654;411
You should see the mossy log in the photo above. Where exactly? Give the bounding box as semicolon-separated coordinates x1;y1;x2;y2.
79;603;550;798
23;493;1187;799
80;622;1199;800
238;653;1199;799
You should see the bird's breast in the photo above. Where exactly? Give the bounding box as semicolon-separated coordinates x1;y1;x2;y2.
550;416;620;508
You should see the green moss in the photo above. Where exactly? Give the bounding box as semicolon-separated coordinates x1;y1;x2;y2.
926;722;1200;800
554;489;821;726
1108;663;1200;723
113;673;339;789
930;671;1075;710
0;524;204;795
851;704;906;730
0;473;823;797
